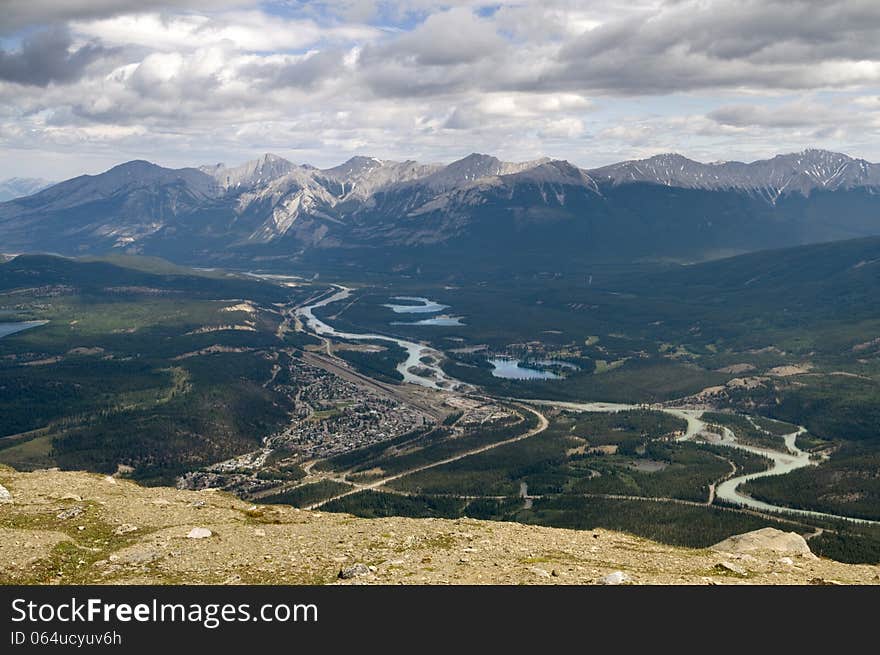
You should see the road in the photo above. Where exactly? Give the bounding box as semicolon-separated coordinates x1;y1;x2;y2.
304;403;549;509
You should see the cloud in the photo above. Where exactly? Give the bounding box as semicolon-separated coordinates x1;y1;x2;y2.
5;1;880;179
552;0;880;94
709;104;831;129
0;28;113;86
0;0;250;33
538;117;585;138
242;50;351;90
72;11;379;53
376;7;505;66
707;100;875;134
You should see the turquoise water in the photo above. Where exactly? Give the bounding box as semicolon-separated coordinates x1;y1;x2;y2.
383;296;449;314
489;358;562;380
392;315;465;326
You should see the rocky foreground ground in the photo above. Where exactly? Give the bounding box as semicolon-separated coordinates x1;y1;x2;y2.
1;467;878;585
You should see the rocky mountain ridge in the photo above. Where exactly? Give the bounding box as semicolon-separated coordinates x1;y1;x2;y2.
591;149;880;200
2;148;880;270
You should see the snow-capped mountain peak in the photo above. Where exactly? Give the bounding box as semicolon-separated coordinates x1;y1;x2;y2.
589;149;880;198
202;153;297;191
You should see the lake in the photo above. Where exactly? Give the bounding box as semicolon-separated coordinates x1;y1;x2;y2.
383;296;449;314
392;315;465;326
489;357;563;380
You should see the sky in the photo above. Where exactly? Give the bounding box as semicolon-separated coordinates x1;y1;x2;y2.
2;0;880;180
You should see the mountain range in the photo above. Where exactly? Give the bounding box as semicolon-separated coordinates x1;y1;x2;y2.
0;177;55;202
2;149;880;274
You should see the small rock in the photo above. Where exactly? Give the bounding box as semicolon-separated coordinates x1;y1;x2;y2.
809;577;843;585
715;561;748;577
551;569;559;577
528;566;552;579
599;571;630;585
114;524;138;536
94;560;108;567
56;506;84;520
151;499;170;506
338;563;371;579
186;527;213;539
254;528;266;537
77;526;85;531
120;550;160;564
104;476;117;484
190;500;206;508
223;574;242;584
0;484;12;503
108;555;119;562
60;493;83;501
778;557;794;566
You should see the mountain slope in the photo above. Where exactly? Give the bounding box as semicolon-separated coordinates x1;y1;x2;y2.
0;161;222;253
0;177;55;202
2;149;880;272
2;467;876;584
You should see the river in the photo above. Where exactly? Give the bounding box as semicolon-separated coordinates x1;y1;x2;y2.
528;399;876;524
295;286;465;391
295;287;874;524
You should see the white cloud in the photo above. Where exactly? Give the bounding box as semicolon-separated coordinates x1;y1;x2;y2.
4;0;880;179
72;11;379;53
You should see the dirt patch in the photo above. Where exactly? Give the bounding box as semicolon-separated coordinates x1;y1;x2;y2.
587;445;619;455
627;459;669;473
0;529;71;577
716;363;756;374
67;347;105;356
767;364;813;377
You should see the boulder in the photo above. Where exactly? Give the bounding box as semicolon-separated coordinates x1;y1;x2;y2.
56;506;84;520
338;563;370;579
599;571;630;585
714;561;748;577
113;524;138;536
711;528;816;558
186;527;213;539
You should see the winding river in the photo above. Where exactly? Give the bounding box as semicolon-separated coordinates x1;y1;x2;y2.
296;286;466;391
296;288;875;525
529;400;876;525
